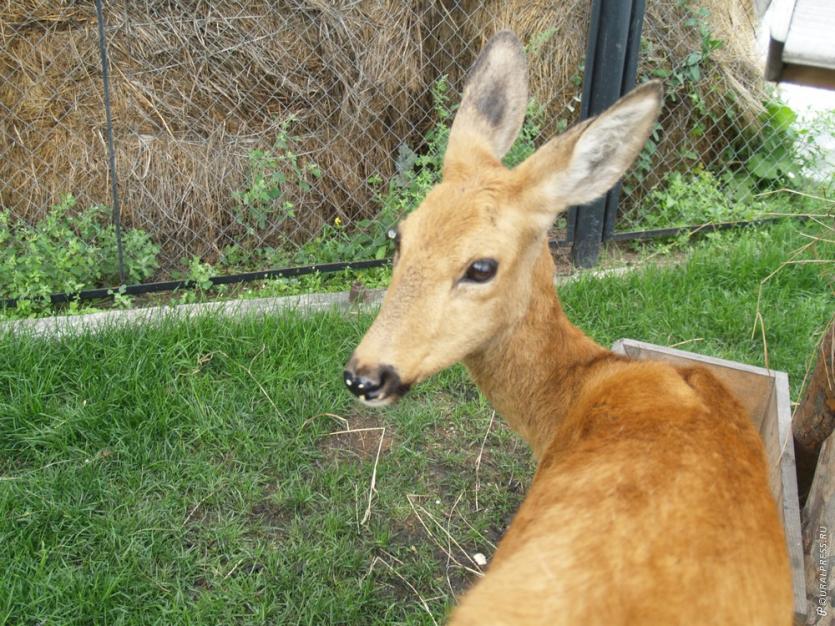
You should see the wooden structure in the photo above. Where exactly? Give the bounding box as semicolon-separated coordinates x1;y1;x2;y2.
802;432;833;625
763;0;835;89
612;339;807;621
794;317;835;503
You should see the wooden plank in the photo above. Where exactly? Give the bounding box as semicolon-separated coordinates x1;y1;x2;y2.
780;64;835;90
612;338;807;621
783;0;835;70
763;0;835;87
761;381;784;499
775;372;809;620
802;433;834;624
768;0;798;44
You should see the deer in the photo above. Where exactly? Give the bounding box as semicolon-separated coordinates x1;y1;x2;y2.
343;31;792;625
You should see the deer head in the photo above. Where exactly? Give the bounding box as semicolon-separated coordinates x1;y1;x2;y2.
344;31;662;406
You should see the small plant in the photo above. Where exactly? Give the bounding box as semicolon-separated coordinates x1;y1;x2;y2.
186;256;214;291
293;70;564;267
503;98;559;168
622;121;662;197
296;75;459;266
525;28;558;56
223;51;573;272
233;116;322;233
107;285;134;309
0;194;159;311
627;1;724;198
169;256;215;305
626;168;760;230
741;100;834;191
218;244;292;274
623;0;831;231
676;1;723;88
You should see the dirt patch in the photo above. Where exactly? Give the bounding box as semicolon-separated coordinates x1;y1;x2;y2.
318;412;393;463
249;498;292;529
244;480;296;541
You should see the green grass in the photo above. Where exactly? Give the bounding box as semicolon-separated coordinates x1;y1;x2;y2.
565;223;832;396
0;221;831;625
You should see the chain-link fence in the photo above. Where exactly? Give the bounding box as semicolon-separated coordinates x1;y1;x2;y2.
1;1;824;304
619;1;831;235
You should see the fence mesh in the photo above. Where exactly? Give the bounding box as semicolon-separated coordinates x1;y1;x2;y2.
1;1;824;301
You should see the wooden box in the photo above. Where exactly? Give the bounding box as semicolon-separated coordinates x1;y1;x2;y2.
612;339;807;622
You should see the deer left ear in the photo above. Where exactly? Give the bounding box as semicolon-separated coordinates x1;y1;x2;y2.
515;81;663;229
443;31;528;176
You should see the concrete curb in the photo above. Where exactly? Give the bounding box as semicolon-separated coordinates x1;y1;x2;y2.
3;289;387;338
2;262;659;339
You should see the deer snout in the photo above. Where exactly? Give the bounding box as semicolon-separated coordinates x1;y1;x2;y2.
343;360;410;406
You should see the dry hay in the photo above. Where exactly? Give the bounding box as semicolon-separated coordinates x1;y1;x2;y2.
1;0;767;271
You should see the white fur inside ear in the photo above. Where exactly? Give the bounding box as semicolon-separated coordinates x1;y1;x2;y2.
558;93;660;206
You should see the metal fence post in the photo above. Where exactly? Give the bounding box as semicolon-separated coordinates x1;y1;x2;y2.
568;0;646;268
95;0;126;285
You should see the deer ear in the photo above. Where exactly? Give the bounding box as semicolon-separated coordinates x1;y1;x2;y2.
515;81;663;229
444;31;528;175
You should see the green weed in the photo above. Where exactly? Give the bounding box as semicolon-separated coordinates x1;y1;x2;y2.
0;195;159;313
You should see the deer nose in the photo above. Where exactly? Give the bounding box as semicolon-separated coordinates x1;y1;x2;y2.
343;362;409;403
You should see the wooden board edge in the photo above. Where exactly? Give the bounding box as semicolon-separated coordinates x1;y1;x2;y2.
613;339;782;380
776;372;809;620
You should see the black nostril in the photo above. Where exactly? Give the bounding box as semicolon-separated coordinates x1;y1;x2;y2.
343;369;384;400
344;364;409;402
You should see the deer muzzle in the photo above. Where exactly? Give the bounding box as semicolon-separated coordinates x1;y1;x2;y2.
343;360;411;406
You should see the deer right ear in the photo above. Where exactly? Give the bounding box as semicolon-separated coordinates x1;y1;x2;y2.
443;31;528;177
514;81;663;231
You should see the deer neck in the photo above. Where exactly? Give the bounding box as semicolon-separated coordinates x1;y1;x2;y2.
463;243;607;459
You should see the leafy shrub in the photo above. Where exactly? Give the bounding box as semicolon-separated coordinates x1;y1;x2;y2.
0;194;159;311
625;0;724;198
212;75;553;288
220;74;554;273
286;74;560;269
623;0;832;228
740;100;834;191
628;169;761;230
233;117;322;234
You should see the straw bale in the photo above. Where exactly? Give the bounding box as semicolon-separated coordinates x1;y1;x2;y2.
0;0;769;271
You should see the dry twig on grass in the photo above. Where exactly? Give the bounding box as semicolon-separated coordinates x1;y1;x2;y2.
474;411;495;512
368;552;439;626
407;494;484;578
668;337;704;349
750;235;834;369
753;188;835;205
311;411;387;527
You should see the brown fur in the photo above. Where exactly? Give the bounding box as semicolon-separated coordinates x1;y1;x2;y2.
347;31;792;625
454;263;791;624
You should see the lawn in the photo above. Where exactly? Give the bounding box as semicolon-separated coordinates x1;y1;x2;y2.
0;221;831;625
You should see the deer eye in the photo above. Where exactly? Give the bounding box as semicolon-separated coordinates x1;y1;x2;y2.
463;259;498;283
